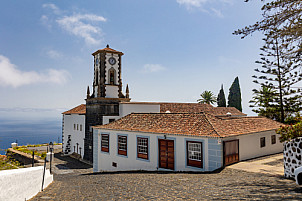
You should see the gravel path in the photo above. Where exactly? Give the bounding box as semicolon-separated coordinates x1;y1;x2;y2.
31;154;302;201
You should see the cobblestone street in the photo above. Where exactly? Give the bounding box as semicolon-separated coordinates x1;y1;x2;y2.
31;154;302;200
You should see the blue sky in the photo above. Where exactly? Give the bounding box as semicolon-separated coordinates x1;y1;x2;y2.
0;0;265;120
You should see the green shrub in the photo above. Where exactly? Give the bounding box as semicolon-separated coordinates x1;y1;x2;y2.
277;121;302;142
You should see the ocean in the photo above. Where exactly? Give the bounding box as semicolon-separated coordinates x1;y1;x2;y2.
0;118;62;155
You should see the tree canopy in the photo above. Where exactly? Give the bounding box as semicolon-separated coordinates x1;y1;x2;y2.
234;0;302;51
251;32;302;122
234;0;302;122
197;91;217;105
228;77;242;112
217;85;226;107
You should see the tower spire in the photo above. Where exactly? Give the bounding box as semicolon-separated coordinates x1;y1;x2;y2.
126;84;129;99
86;86;90;99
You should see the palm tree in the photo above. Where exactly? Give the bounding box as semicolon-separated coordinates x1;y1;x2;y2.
197;91;217;105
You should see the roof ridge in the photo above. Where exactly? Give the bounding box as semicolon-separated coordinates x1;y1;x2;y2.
203;113;222;137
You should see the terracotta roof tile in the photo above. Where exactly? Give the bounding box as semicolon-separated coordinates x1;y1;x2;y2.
62;104;86;115
206;115;283;137
95;113;220;137
92;46;124;56
159;103;246;116
95;113;283;138
65;102;247;116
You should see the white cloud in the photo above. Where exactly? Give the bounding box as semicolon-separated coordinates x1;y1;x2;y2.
56;14;106;45
142;64;166;73
42;3;61;15
47;50;62;59
40;15;52;29
0;55;69;88
211;8;224;18
177;0;208;8
42;4;107;46
176;0;233;17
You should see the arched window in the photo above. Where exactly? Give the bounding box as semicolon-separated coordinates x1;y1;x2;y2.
109;68;116;85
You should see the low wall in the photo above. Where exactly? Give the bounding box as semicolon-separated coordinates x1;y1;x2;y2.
7;148;44;165
0;166;53;201
284;138;302;178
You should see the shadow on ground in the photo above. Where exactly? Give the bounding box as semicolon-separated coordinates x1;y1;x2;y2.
54;153;92;170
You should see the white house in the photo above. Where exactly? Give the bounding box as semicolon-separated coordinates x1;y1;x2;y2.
92;113;283;172
62;104;86;158
62;102;246;159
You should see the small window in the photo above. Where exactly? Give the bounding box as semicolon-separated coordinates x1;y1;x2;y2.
109;119;115;123
80;124;82;131
271;135;276;144
118;135;127;156
260;137;266;148
187;141;203;168
74;124;76;130
101;134;109;152
77;124;79;130
137;137;148;160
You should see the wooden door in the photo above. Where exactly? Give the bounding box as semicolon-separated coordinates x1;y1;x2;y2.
158;139;174;170
223;140;239;166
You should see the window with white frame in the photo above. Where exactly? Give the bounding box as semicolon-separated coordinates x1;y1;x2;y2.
101;134;109;152
187;141;203;168
137;137;148;160
118;135;127;156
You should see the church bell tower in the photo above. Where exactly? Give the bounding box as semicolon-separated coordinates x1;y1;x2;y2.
91;44;125;99
84;45;130;163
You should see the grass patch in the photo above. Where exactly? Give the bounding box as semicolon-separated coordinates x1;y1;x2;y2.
0;155;23;170
13;146;46;159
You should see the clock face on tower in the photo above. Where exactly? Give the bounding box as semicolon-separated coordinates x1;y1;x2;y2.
108;57;116;65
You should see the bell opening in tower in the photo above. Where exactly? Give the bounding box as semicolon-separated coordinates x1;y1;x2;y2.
109;70;115;85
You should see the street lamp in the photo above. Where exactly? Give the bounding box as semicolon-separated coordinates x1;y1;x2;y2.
49;142;54;174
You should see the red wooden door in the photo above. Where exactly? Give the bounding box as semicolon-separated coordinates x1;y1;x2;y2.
223;140;239;166
159;139;174;170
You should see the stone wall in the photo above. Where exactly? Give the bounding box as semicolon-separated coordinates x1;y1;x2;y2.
284;137;302;178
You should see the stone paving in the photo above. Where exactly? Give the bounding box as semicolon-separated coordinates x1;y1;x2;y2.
228;153;284;176
31;154;302;201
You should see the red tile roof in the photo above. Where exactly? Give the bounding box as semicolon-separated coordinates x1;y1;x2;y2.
159;103;246;116
92;46;124;56
95;113;283;138
95;113;220;137
62;104;86;115
64;102;247;117
206;115;283;137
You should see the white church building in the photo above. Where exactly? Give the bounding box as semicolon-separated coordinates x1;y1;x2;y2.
62;45;283;172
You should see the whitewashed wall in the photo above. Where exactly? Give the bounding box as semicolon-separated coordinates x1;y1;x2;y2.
103;103;160;125
93;129;223;172
105;85;119;98
224;130;283;161
62;114;85;158
119;103;160;117
0;166;53;201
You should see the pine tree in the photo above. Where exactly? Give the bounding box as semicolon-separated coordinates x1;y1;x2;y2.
217;85;226;107
228;77;242;112
251;32;302;123
249;86;279;120
234;0;302;56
